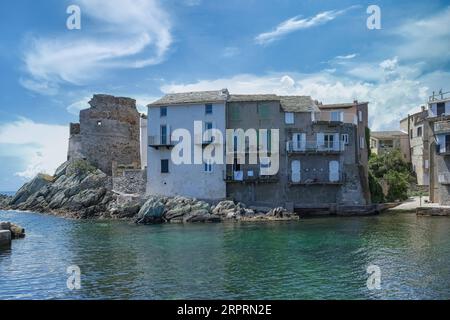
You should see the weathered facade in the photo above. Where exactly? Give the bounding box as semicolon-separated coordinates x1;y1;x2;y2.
226;96;369;210
370;131;411;162
400;108;430;186
428;91;450;205
146;90;228;200
68;94;142;176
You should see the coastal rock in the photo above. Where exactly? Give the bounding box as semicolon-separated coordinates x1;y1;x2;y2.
136;197;166;224
0;222;25;239
10;174;53;207
0;195;11;209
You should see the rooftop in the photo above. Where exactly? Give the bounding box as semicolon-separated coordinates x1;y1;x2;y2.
149;90;229;106
319;101;369;109
279;96;319;112
228;94;279;102
371;131;408;139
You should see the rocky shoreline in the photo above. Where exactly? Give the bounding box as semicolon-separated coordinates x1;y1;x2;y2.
0;160;299;224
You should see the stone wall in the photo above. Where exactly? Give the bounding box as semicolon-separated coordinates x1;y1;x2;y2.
113;168;147;195
67;94;141;175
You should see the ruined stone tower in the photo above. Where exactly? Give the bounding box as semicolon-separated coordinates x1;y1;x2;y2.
68;94;141;175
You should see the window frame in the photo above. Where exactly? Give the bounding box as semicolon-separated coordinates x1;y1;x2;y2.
205;104;213;115
160;106;167;117
161;159;169;173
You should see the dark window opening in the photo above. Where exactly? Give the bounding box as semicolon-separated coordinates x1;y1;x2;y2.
160;107;167;117
161;159;169;173
161;125;167;145
446;135;450;152
205;104;213;114
417;127;422;137
437;102;445;116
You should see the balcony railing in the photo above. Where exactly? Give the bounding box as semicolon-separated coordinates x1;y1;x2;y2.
288;172;344;185
286;140;343;153
313;112;357;125
434;121;450;134
429;91;450;102
223;169;279;183
148;135;175;148
438;172;450;184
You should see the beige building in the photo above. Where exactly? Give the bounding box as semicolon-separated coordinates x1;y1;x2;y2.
370;131;410;162
400;107;430;186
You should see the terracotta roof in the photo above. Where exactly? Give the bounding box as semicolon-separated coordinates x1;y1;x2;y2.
148;90;229;106
371;131;408;139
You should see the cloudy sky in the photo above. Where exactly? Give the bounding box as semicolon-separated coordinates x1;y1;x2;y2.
0;0;449;190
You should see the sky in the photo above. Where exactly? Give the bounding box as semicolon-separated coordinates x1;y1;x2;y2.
0;0;449;191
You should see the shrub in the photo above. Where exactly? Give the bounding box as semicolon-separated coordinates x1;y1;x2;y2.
369;172;384;203
384;170;410;202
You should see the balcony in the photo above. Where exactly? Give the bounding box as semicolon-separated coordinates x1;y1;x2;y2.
288;172;344;186
313;112;357;125
286;140;343;154
148;135;175;149
223;169;279;183
438;172;450;184
434;121;450;134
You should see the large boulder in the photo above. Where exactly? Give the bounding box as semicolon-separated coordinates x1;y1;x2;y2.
135;197;166;224
10;174;53;206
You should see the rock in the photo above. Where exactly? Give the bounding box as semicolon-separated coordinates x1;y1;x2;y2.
10;223;25;239
136;197;166;224
0;222;11;230
0;195;12;209
0;230;11;248
10;174;52;206
183;210;221;223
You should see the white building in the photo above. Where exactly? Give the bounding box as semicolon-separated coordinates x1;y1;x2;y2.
146;90;228;200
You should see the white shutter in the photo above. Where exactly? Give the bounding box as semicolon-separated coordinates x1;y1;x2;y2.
437;135;445;153
291;160;301;183
333;133;340;151
340;112;344;122
329;161;339;182
317;133;324;150
301;133;306;151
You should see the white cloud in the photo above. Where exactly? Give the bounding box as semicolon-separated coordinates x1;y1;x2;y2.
335;53;357;60
393;6;450;65
22;0;172;94
67;96;90;115
255;6;359;45
160;58;449;131
0;118;68;179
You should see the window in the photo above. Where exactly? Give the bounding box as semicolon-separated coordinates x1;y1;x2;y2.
437;103;445;116
161;159;169;173
204;161;213;173
230;105;240;120
205;104;213;115
342;134;349;145
204;122;213;142
410;129;413;138
160;106;167;117
331;111;342;122
160;125;167;145
97;121;102;126
258;104;270;119
324;134;335;149
358;110;363;122
417;126;423;137
285;112;294;124
360;136;365;149
370;139;377;149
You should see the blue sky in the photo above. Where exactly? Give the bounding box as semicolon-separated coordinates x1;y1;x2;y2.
0;0;449;190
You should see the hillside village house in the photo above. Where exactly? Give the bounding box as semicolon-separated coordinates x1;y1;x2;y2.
400;107;430;186
427;91;450;205
146;91;371;211
370;131;410;163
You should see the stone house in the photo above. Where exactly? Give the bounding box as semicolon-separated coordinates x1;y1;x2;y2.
400;107;430;186
370;131;411;162
146;90;229;200
145;90;371;211
427;91;450;204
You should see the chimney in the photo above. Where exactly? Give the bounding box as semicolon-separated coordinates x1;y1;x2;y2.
421;105;426;112
353;100;358;105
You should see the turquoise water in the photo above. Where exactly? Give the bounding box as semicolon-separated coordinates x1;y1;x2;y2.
0;210;449;300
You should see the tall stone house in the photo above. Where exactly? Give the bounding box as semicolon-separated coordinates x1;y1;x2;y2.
400;108;430;186
146;90;228;200
427;91;450;204
146;90;371;211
